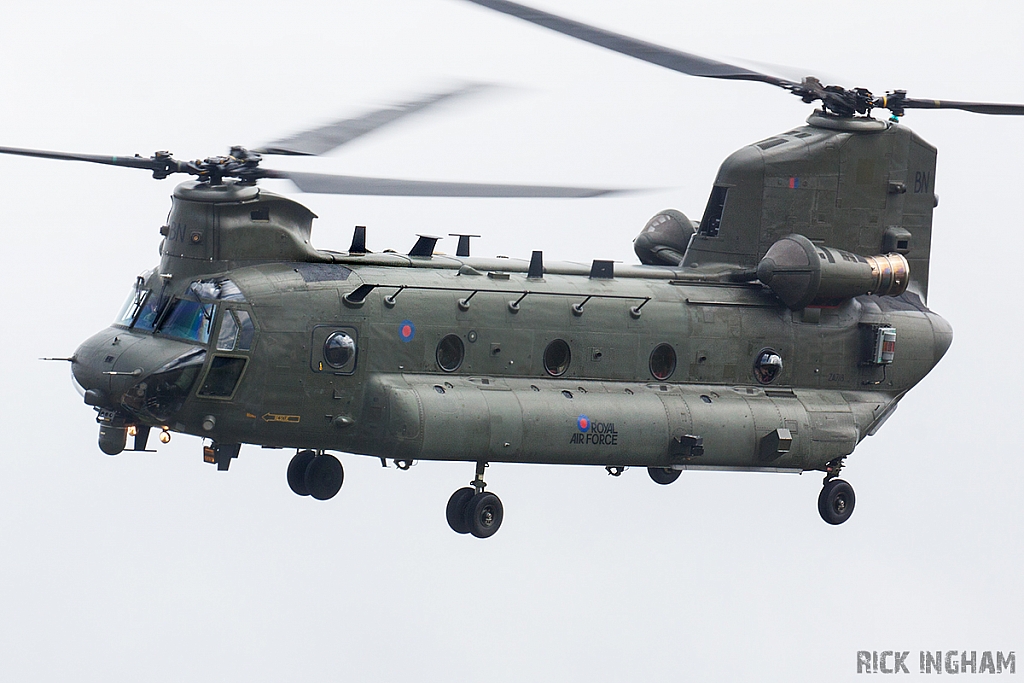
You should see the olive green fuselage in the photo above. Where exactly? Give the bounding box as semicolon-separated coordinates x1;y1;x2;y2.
80;251;950;474
72;114;953;474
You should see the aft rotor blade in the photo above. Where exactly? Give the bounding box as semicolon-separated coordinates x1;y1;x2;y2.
461;0;795;88
253;84;490;156
268;169;625;197
898;97;1024;115
0;145;167;171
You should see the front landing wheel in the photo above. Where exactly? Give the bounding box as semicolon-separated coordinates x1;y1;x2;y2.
818;479;855;525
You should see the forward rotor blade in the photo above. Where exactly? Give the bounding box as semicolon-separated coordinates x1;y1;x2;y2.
268;169;625;197
253;84;490;156
0;145;166;171
898;98;1024;115
461;0;795;88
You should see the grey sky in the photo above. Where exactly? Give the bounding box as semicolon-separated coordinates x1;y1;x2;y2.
0;1;1020;681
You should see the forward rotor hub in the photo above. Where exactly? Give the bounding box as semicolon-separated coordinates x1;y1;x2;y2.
185;146;264;185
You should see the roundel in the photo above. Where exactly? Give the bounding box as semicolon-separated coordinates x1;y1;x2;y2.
398;320;415;343
577;415;590;432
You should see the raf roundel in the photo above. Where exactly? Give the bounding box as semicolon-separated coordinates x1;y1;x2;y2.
398;320;415;343
577;415;590;433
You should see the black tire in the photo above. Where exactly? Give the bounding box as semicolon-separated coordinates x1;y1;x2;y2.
305;454;344;501
466;492;504;538
818;479;855;525
287;450;317;496
446;487;476;534
648;466;681;485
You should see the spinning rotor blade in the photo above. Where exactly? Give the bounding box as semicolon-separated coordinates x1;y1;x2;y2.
463;0;1024;118
0;145;172;172
894;97;1024;116
269;169;623;197
253;84;490;156
0;84;636;196
0;144;632;196
461;0;794;88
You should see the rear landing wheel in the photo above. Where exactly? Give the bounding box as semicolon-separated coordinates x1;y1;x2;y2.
648;467;681;485
818;479;855;525
466;492;503;538
287;450;316;496
446;487;475;534
305;453;344;500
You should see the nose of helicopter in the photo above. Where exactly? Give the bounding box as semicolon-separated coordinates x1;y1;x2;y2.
72;328;144;407
72;327;205;415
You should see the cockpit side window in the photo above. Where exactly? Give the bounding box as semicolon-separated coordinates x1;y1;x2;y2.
216;311;239;351
235;310;254;351
214;309;255;352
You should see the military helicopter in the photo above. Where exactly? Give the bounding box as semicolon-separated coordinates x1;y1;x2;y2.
12;0;1024;540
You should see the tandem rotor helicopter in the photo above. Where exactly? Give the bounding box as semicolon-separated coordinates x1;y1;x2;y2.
12;0;1024;538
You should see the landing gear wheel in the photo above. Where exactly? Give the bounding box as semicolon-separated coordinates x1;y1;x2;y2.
304;453;344;500
287;450;316;496
446;487;475;534
466;492;503;538
648;467;681;485
818;479;855;525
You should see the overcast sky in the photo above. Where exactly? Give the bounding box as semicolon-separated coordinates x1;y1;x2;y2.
0;1;1021;681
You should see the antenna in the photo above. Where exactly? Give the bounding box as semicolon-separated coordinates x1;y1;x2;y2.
349;226;367;254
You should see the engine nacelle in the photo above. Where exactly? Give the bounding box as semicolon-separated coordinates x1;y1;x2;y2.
634;209;696;266
756;234;909;310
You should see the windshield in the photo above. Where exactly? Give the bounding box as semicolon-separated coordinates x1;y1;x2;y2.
159;299;217;344
118;277;241;341
134;290;169;332
114;283;148;327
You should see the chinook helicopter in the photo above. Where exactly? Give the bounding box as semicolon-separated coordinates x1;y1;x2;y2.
12;0;1024;540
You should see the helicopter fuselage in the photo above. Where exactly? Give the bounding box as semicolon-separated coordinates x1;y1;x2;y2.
72;245;950;473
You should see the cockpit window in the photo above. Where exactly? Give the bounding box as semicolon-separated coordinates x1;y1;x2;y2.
217;280;246;301
126;348;207;422
215;309;255;351
216;311;239;351
121;277;241;341
191;278;246;302
235;310;254;350
134;291;168;332
114;285;148;327
159;299;217;344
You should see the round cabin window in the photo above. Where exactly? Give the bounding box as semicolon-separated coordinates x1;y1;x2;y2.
436;334;465;372
649;343;677;381
543;339;571;377
323;331;356;369
753;348;783;385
